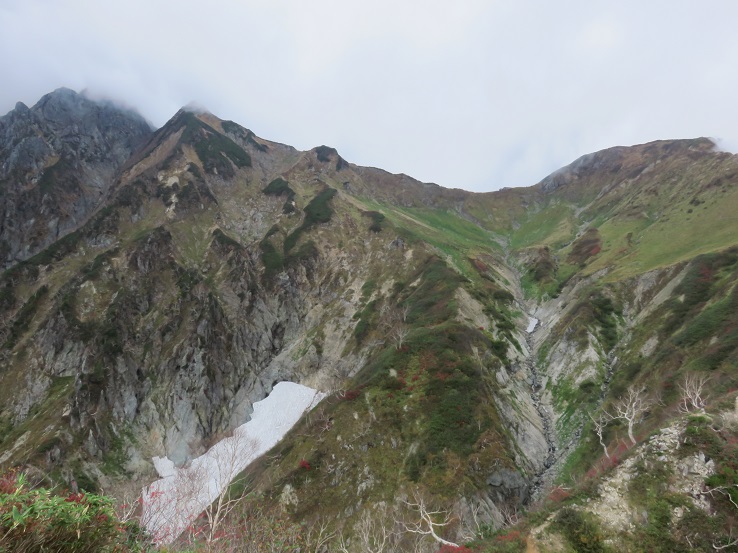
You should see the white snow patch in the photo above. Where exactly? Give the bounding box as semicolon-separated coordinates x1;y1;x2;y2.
141;382;325;543
152;456;176;478
526;317;539;333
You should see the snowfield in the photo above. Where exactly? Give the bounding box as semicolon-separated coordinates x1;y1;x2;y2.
526;316;539;333
141;382;325;543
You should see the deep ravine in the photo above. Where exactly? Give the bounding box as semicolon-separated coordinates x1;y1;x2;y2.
523;321;559;500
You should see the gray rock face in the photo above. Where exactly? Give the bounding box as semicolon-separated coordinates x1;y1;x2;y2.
0;88;152;268
487;468;529;504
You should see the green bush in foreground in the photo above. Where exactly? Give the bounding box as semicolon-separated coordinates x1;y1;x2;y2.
0;471;151;552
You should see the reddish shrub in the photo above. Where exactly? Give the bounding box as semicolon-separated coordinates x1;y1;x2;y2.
438;545;474;553
471;258;488;273
0;471;18;495
547;486;571;503
496;529;522;542
698;264;714;283
298;459;311;471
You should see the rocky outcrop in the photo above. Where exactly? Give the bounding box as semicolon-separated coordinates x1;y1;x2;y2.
0;88;151;267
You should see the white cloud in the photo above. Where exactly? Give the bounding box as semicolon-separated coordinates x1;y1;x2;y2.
1;0;738;191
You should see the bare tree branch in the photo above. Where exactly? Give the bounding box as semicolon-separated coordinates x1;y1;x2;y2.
202;431;260;544
713;528;738;551
392;325;410;350
606;385;654;445
588;411;612;460
400;493;460;548
705;485;738;511
678;374;709;414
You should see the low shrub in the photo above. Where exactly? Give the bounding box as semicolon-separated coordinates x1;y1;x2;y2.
0;472;151;552
554;507;607;553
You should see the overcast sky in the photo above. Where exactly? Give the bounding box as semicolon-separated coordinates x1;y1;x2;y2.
1;1;737;192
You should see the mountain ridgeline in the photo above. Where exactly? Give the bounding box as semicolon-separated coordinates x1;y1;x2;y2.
1;89;737;552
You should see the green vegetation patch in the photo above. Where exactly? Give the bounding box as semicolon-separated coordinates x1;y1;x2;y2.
211;228;242;251
260;235;284;281
509;202;576;250
363;210;385;233
567;228;602;265
314;145;346;170
283;187;337;253
403;257;463;326
181;112;251;177
263;178;295;199
554;507;609;553
221;120;269;152
554;287;619;352
0;472;151;551
25;229;83;267
664;248;738;335
263;178;297;214
528;246;557;284
4;285;48;348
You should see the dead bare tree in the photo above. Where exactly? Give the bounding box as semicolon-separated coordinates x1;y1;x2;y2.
588;411;612;460
305;519;336;553
338;505;398;553
400;304;411;323
141;430;260;545
606;385;655;445
498;503;521;527
705;485;738;511
471;346;485;371
392;325;410;350
458;501;486;543
713;528;738;551
400;493;460;548
202;431;260;545
678;374;709;413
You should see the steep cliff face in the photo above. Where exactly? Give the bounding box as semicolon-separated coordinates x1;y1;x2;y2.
1;91;737;549
0;88;152;268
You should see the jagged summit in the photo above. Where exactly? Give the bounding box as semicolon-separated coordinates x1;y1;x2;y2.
0;88;152;267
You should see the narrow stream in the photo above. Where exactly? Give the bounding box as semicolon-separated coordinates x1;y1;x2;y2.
523;318;618;501
523;318;559;501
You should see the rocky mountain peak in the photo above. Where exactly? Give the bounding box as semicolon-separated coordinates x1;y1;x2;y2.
0;89;153;268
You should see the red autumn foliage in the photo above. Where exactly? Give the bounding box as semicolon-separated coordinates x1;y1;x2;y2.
590;244;601;256
298;459;311;471
471;258;489;273
0;471;18;495
547;486;571;503
698;264;714;283
438;545;474;553
496;529;523;543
